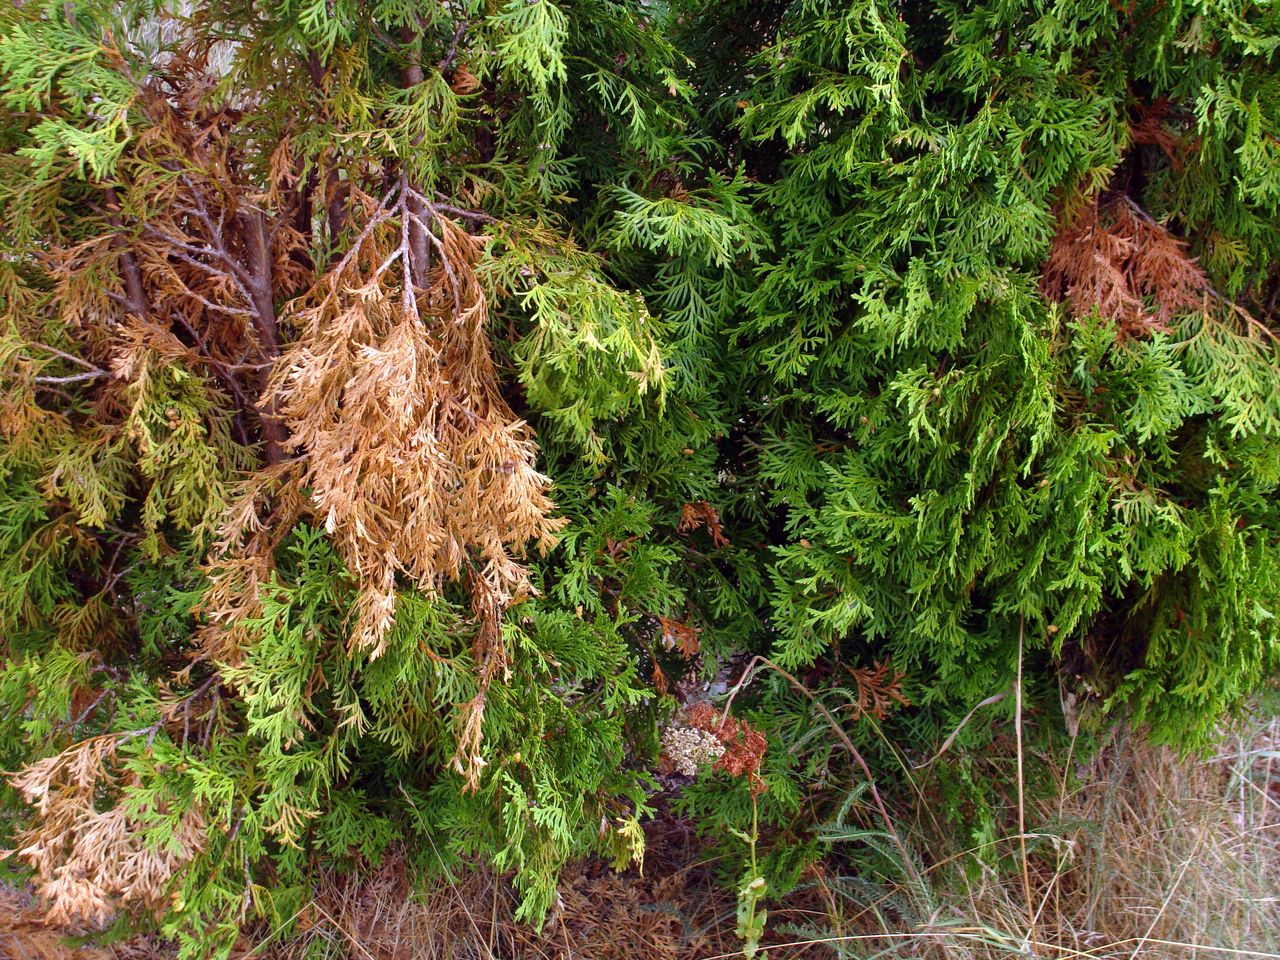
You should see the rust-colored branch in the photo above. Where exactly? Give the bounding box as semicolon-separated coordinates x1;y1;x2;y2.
240;208;286;465
240;210;279;352
103;187;147;318
305;50;326;89
290;167;318;273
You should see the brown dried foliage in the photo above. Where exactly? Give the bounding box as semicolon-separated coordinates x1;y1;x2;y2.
844;660;910;721
6;679;222;927
8;737;206;926
658;616;701;658
276;179;562;782
41;56;311;463
1041;195;1213;337
55;51;566;789
0;886;122;960
677;500;730;547
271;182;563;654
1129;97;1188;170
685;703;768;795
192;178;567;790
5;57;312;925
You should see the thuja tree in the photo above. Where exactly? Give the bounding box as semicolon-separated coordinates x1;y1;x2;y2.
3;0;1280;952
0;0;740;950
659;0;1280;854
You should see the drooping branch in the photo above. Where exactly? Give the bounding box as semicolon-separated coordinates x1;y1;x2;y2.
257;179;564;789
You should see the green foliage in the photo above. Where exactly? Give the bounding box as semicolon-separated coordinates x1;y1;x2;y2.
663;0;1280;745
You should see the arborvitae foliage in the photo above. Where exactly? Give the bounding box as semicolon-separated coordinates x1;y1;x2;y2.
666;0;1280;724
660;0;1280;894
1;0;1279;953
0;0;686;950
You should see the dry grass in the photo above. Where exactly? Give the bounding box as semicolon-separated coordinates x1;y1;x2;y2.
1032;720;1280;958
5;716;1277;960
0;886;108;960
227;813;815;960
775;714;1280;960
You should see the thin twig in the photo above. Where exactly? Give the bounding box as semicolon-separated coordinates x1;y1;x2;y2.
103;185;148;318
35;369;113;384
437;20;468;73
28;342;102;371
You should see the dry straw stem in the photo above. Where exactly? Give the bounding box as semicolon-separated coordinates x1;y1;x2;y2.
1015;619;1034;953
